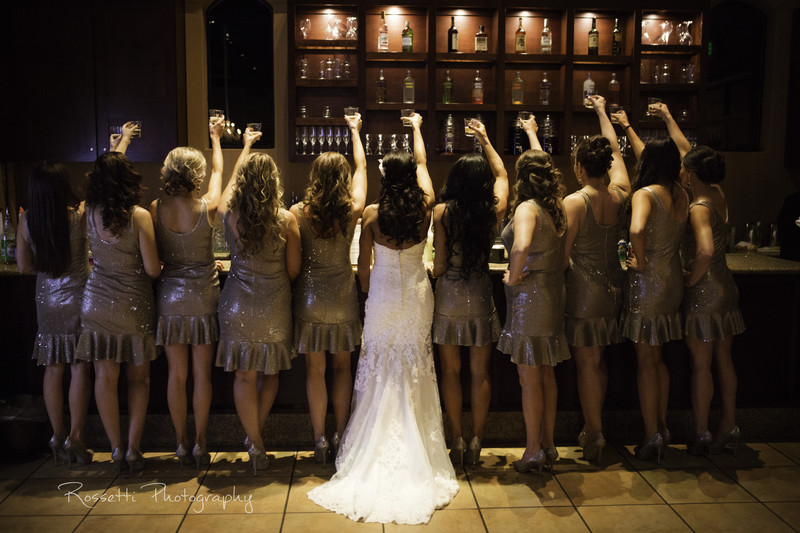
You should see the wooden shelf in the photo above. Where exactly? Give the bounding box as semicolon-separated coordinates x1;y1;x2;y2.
297;39;358;50
365;103;429;111
505;53;568;64
435;53;498;63
639;83;700;92
572;55;634;65
365;52;428;62
296;79;358;87
641;45;703;55
434;103;498;112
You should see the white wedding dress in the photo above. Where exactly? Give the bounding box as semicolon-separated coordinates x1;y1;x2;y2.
308;240;459;525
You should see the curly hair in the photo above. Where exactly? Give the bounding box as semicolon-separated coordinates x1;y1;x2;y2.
86;152;143;237
377;150;427;245
228;153;285;256
303;152;353;238
512;149;565;234
682;145;726;184
636;138;681;190
438;153;497;279
160;147;207;195
574;135;613;177
26;161;80;276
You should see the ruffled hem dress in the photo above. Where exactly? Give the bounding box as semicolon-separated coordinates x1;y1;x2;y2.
498;200;570;367
76;208;157;365
154;198;220;346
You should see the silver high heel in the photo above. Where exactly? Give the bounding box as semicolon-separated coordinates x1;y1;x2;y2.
331;432;341;457
64;437;93;469
111;447;125;474
583;432;606;465
577;430;589;449
544;446;559;472
175;443;193;469
711;426;741;456
513;449;547;474
466;436;482;466
48;435;67;466
125;448;146;476
248;442;269;476
192;443;211;470
314;436;330;466
687;430;712;456
635;432;664;465
449;437;467;468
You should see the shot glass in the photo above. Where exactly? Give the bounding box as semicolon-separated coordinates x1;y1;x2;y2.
130;120;142;138
401;108;415;127
344;106;359;117
464;118;477;137
209;109;225;125
646;97;662;117
109;126;121;140
518;111;532;121
247;122;262;132
584;88;598;108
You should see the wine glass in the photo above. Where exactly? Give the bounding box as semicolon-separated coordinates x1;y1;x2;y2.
641;21;651;45
364;133;371;155
309;127;317;155
327;16;337;40
301;127;308;155
346;17;357;40
344;129;351;155
403;134;410;153
390;134;398;152
326;127;334;152
295;127;301;155
300;18;311;39
659;21;673;45
335;127;342;153
678;21;693;45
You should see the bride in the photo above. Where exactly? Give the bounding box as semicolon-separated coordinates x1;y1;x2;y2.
308;113;459;524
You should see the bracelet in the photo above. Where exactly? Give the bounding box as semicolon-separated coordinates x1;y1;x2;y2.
624;125;632;130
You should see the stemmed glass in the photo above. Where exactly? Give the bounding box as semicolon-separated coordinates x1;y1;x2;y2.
390;134;398;152
327;16;340;40
326;127;334;153
301;127;308;155
295;127;301;155
309;127;317;155
659;21;673;45
641;21;651;45
344;129;351;155
335;128;342;153
363;133;370;155
376;133;384;156
345;17;357;40
300;18;311;39
678;21;693;45
403;134;410;152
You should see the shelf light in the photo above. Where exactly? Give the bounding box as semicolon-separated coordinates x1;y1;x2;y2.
387;7;403;16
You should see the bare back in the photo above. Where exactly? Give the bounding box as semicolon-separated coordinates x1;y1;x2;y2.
647;183;689;224
363;204;432;250
151;194;210;234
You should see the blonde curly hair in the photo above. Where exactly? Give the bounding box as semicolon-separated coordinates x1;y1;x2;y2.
228;153;285;255
303;152;352;238
512;149;565;233
160;147;207;195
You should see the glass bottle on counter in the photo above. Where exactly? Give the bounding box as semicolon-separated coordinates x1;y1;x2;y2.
515;17;526;53
608;73;620;106
541;18;552;54
376;69;387;103
442;70;453;104
511;71;523;105
402;70;415;104
378;11;389;51
475;25;488;52
588;17;599;55
444;114;455;154
448;16;459;53
612;18;622;55
472;70;483;104
402;21;413;52
539;72;551;105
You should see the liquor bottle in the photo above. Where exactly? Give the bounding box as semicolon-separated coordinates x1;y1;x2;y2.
448;16;459;53
612;18;622;55
402;21;413;52
541;114;555;154
1;207;16;265
608;73;620;106
403;70;415;104
515;17;526;53
472;70;483;104
511;71;523;105
588;17;599;55
444;114;455;154
475;25;488;52
539;72;551;105
583;72;596;107
541;18;552;54
442;70;454;104
378;11;389;51
376;69;387;103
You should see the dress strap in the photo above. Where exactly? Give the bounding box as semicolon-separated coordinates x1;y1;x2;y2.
690;199;718;225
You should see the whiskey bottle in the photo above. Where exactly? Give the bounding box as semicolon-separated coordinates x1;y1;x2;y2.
511;71;523;105
402;21;413;52
541;18;552;54
475;25;488;52
448;16;459;53
583;72;596;107
588;17;599;55
539;72;551;106
403;70;415;104
472;70;483;104
612;18;622;55
378;11;389;51
515;17;526;53
442;70;454;104
608;73;620;107
376;69;387;103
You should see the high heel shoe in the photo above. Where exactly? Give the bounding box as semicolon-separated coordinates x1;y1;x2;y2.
513;449;547;474
577;430;589;449
583;432;606;465
331;432;341;458
247;442;269;476
466;436;482;466
64;437;93;469
449;437;467;468
711;426;741;456
687;430;712;456
544;446;559;472
48;435;67;466
175;443;193;470
125;448;146;476
314;436;330;466
192;444;211;470
635;432;664;465
111;447;125;474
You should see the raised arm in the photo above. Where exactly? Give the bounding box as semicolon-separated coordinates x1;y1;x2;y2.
503;201;537;287
685;204;714;287
111;122;137;155
346;113;367;216
591;95;631;196
217;128;262;221
406;113;434;209
203;116;225;215
520;115;542;151
613;110;645;161
472;120;509;223
651;103;692;159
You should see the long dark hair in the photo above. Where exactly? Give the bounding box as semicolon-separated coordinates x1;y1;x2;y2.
683;145;726;184
377;150;426;245
438;153;497;278
636;138;681;190
86;152;143;237
512;150;565;233
26;161;80;276
303;152;353;238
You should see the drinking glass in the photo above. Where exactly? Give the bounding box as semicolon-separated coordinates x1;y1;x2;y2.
647;97;662;117
364;133;371;155
327;16;336;40
344;129;351;155
390;134;398;152
326;127;334;152
300;18;311;39
584;87;598;108
298;57;308;79
309;127;317;154
678;21;693;46
131;120;142;138
518;111;532;121
335;127;342;152
344;106;359;117
401;108;414;127
109;126;121;141
659;21;673;45
403;134;411;152
376;133;384;155
209;109;225;124
659;63;671;84
301;127;308;155
247;122;262;132
464;118;476;137
641;21;651;45
346;17;358;40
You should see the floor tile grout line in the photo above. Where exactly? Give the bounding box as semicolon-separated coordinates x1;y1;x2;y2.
462;467;490;532
765;442;800;466
278;446;299;533
550;464;591;532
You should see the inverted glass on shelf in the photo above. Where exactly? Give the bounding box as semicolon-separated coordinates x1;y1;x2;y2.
364;133;371;155
309;127;317;155
335;128;342;152
641;21;651;45
343;129;350;155
300;18;310;39
659;21;673;45
678;21;693;45
301;127;308;155
346;17;357;40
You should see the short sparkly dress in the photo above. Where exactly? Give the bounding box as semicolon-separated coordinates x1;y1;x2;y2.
30;209;89;365
215;214;294;374
682;200;745;341
565;189;627;347
432;234;501;347
620;187;687;345
76;208;157;365
292;205;361;354
154;198;220;346
498;200;570;366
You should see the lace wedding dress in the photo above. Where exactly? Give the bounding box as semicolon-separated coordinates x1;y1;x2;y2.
308;240;459;525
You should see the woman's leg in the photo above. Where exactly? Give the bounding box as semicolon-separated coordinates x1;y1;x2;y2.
304;352;328;441
540;365;557;450
234;369;264;448
686;336;714;436
572;345;607;437
257;373;280;434
191;343;215;448
165;344;190;446
126;361;151;451
517;363;544;459
634;342;663;439
657;352;670;433
713;337;738;432
468;344;492;439
438;344;463;440
93;360;122;450
43;363;66;439
68;362;92;443
331;350;353;437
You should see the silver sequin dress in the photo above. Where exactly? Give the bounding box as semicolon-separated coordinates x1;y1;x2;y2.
76;208;157;365
30;209;89;365
682;200;745;341
292;205;361;354
498;200;570;366
154;198;220;346
215;214;294;373
565;189;626;347
620;187;687;345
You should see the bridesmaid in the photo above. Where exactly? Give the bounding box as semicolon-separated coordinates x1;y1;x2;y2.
291;113;366;464
432;118;507;467
76;126;161;475
562;95;631;463
149;116;225;468
215;128;301;475
17;162;92;467
499;116;570;474
618;110;688;464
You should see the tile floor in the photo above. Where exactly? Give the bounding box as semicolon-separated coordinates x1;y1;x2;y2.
1;441;799;532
